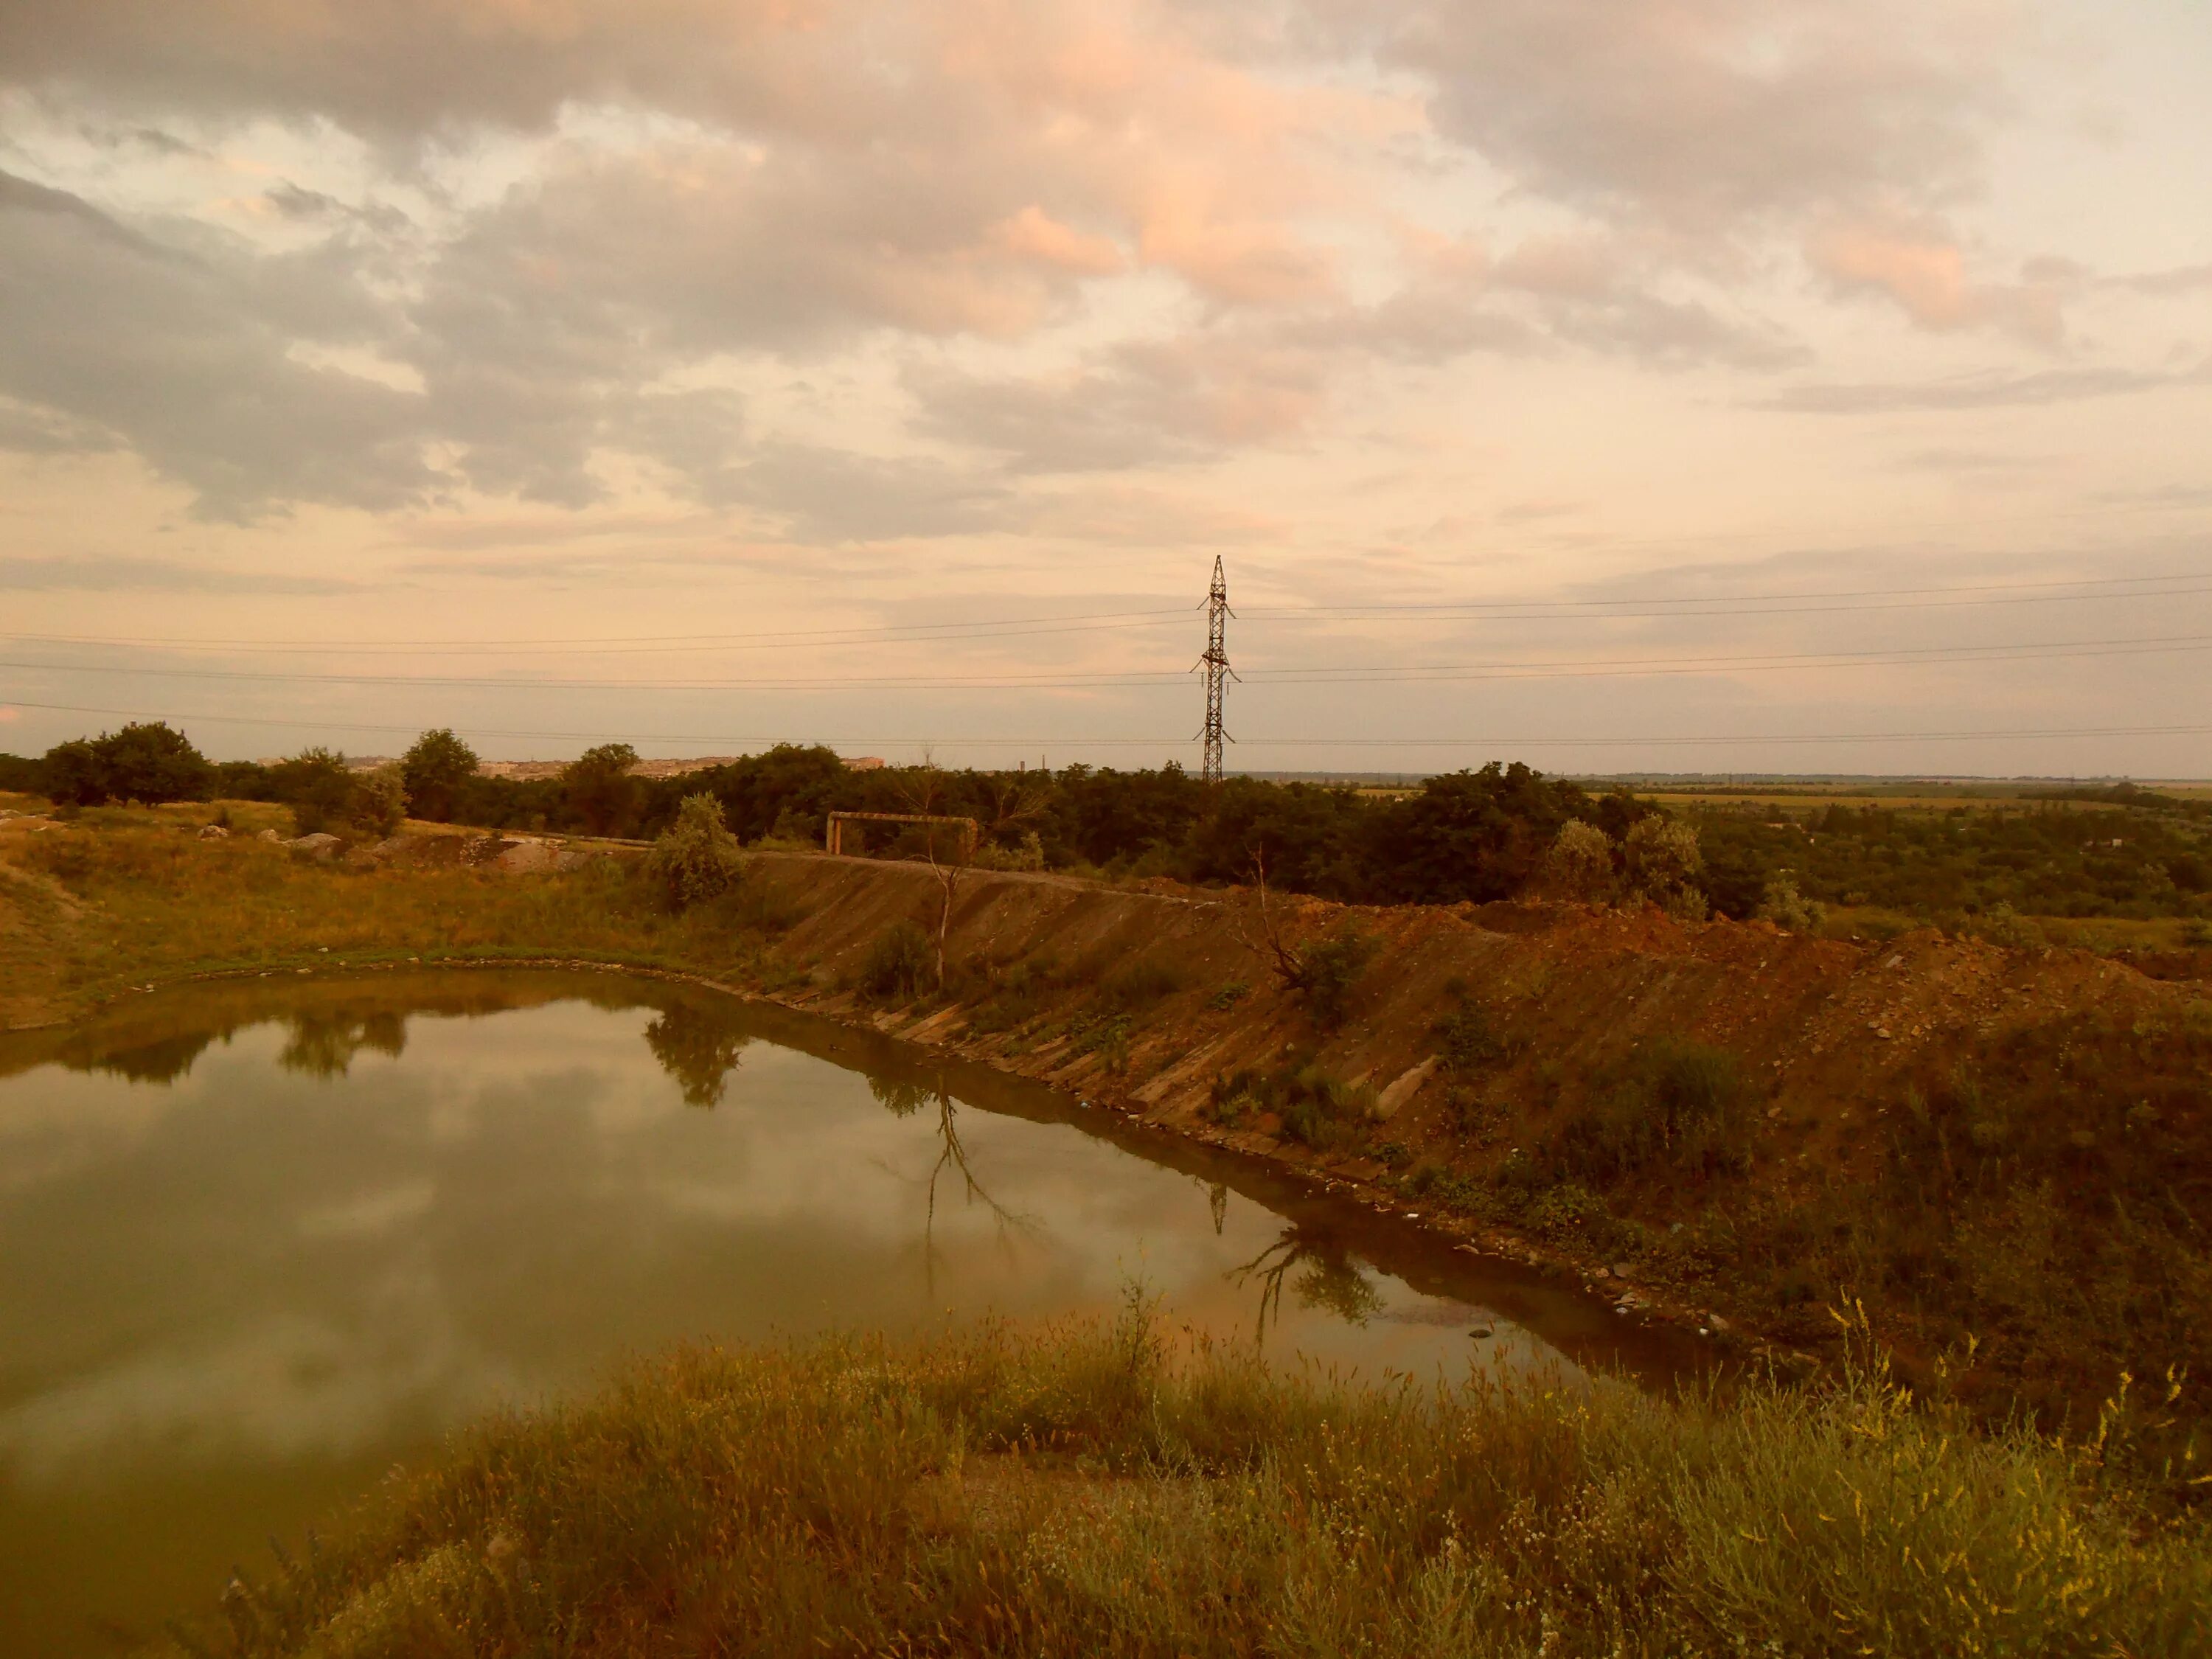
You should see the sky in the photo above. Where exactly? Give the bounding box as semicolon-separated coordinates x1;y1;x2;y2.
1;0;2208;776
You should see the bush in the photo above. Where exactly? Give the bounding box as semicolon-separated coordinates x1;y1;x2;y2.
645;793;746;911
1289;925;1376;1029
349;767;404;838
1101;959;1182;1009
1524;1181;1640;1254
1624;815;1707;920
1546;1038;1753;1183
1755;871;1826;932
1211;1059;1374;1150
1433;1004;1505;1076
1975;901;2045;950
1538;818;1616;901
860;920;934;1001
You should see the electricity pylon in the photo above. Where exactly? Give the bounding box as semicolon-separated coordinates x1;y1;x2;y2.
1198;555;1235;783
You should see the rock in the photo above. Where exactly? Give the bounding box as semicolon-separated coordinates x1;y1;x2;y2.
1610;1263;1634;1279
1708;1314;1731;1332
1373;1056;1439;1121
286;832;343;859
197;824;229;839
257;829;282;843
1467;1324;1493;1339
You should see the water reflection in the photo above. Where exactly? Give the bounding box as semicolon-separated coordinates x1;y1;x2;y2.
1236;1222;1388;1346
0;971;1703;1657
277;1009;406;1079
642;1004;751;1108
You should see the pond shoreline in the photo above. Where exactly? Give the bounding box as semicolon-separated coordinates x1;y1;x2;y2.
76;948;1761;1375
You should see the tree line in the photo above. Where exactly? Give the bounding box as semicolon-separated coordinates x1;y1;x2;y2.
6;722;2206;924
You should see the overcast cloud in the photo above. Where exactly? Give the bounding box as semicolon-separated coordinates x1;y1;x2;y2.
0;0;2207;773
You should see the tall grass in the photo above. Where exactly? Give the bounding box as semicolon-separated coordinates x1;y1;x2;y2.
151;1309;2208;1658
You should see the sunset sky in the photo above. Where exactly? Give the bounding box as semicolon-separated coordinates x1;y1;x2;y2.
1;0;2208;775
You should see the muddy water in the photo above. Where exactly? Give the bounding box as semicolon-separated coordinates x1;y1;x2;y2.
0;971;1703;1653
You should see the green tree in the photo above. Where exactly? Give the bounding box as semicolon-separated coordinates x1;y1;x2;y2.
564;743;642;837
40;737;111;807
97;722;212;804
400;728;478;822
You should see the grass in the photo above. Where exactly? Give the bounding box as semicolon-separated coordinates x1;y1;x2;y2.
148;1306;2211;1658
1;811;786;1023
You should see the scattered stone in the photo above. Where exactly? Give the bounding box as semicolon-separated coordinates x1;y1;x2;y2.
257;829;282;843
1467;1324;1493;1339
197;824;229;840
286;832;343;860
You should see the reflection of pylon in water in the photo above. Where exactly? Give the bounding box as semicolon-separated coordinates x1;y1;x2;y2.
1197;555;1236;783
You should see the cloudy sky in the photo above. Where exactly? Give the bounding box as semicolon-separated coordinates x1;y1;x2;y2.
1;0;2208;775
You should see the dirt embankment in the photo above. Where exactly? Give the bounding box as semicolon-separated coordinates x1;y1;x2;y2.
738;852;2212;1388
749;851;2194;1176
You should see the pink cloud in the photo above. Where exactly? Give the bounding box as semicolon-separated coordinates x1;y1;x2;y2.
1807;214;2073;346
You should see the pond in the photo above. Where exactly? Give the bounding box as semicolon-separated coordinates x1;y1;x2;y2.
0;970;1702;1653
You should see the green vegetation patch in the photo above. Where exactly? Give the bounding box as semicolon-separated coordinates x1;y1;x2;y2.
151;1313;2212;1658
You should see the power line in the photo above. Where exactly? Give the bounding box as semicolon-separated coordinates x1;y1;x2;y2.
7;570;2209;655
6;630;2212;693
4;698;2208;753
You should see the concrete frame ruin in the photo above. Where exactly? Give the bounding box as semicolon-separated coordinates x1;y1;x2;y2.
824;811;979;858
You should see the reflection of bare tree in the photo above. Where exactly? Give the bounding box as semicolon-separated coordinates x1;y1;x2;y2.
277;1011;407;1079
913;1079;1040;1295
1207;1180;1229;1237
643;1004;752;1109
1231;1224;1384;1348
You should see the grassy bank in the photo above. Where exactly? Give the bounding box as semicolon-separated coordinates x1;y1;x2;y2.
0;810;790;1026
156;1310;2208;1658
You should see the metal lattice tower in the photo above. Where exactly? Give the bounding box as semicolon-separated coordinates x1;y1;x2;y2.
1198;555;1234;783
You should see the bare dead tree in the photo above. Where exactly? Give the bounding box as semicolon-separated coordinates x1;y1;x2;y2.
894;762;1050;991
1234;844;1307;990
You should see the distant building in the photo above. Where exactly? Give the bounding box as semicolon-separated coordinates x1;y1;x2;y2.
843;756;887;771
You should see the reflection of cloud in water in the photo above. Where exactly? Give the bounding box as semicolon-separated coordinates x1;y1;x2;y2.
297;1179;436;1239
0;1302;529;1489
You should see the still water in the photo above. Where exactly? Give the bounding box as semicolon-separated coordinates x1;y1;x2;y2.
0;971;1697;1652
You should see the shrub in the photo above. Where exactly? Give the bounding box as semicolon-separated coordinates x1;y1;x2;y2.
1433;1004;1505;1075
860;920;934;1001
1538;818;1617;901
1524;1180;1636;1252
1545;1038;1753;1183
1213;1059;1374;1150
645;793;746;911
1624;815;1707;920
1755;871;1825;932
1976;901;2045;950
1208;981;1251;1011
353;766;407;838
1101;959;1183;1009
1290;925;1376;1029
973;830;1046;872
